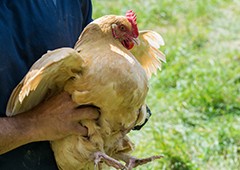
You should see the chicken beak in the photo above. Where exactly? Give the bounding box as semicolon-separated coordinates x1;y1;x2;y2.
132;37;140;46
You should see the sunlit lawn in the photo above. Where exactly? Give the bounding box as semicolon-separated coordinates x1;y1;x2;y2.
92;0;240;169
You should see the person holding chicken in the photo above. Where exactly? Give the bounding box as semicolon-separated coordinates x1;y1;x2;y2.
0;1;99;169
5;7;165;170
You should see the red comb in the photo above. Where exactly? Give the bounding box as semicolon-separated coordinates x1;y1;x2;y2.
126;10;139;38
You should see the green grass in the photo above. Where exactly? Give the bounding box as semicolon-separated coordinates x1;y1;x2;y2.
92;0;240;169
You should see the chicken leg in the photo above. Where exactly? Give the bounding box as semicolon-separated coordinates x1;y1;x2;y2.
94;152;127;170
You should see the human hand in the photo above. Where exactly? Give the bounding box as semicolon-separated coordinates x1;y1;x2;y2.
16;92;99;141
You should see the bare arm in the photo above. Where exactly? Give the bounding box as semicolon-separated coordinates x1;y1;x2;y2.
0;92;99;154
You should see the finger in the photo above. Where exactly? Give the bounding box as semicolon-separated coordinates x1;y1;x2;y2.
45;91;72;106
71;107;100;121
72;124;88;136
57;92;74;106
52;92;78;109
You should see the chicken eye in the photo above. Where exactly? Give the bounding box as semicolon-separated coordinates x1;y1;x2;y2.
119;25;126;31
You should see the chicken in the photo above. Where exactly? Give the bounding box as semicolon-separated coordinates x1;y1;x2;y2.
6;10;165;170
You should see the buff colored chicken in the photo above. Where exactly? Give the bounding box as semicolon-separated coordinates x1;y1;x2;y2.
6;11;165;170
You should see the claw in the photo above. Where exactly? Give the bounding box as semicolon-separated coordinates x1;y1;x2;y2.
126;155;163;169
94;152;127;170
115;153;163;170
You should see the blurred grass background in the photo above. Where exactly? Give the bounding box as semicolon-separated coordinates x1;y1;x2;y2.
91;0;240;169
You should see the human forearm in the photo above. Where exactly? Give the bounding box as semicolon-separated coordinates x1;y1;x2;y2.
0;92;99;155
0;115;37;154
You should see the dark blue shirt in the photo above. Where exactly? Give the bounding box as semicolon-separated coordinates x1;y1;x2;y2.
0;0;92;169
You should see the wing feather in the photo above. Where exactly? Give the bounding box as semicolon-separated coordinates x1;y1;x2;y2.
130;30;166;78
6;48;84;116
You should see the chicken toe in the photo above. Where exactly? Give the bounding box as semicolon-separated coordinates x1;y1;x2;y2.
116;154;163;170
94;152;127;170
127;155;163;169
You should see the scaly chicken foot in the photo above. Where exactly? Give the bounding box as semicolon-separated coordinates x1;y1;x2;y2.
94;152;127;170
117;154;163;170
